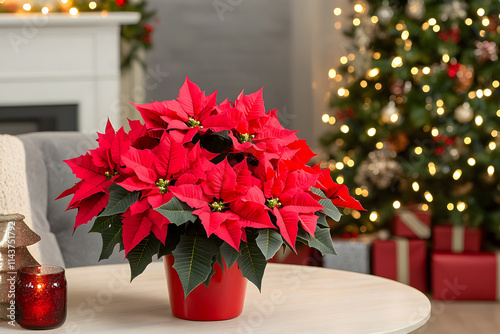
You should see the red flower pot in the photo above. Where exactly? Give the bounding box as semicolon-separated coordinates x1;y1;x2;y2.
163;255;247;321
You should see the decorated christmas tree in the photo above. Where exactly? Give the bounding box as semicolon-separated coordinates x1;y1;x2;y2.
320;0;500;241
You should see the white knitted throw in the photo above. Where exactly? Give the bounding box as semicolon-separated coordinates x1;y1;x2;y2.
0;134;41;262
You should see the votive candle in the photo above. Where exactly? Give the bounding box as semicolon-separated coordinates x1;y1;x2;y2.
15;265;66;329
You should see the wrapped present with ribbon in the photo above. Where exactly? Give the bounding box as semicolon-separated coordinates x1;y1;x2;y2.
433;225;482;253
323;234;376;274
372;238;427;292
432;252;500;300
392;207;431;239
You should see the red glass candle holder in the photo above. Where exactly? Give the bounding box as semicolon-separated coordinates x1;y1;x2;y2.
15;265;67;330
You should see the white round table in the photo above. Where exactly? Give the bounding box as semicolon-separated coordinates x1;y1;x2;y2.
3;262;430;333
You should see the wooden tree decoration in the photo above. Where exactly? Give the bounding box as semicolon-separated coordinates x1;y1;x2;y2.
0;213;40;322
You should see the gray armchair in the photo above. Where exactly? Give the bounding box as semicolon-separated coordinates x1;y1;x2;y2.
19;132;124;268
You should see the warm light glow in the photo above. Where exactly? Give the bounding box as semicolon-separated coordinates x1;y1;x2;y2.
453;169;462;180
492;130;498;137
355;188;363;196
447;203;454;211
475;115;483;126
336;176;344;184
428;162;437;175
431;128;439;137
433;25;441;33
353;18;361;26
477;8;485;16
482;17;490;26
412;182;420;192
493;80;499;88
69;7;79;16
497;109;500;117
391;56;403;68
390;113;399;123
464;137;471;145
89;1;97;10
334;22;342;29
428;18;437;25
487;166;495;176
489;141;497;150
422;22;430;30
465;18;473;25
484;88;492;97
411;67;419;75
338;88;346;96
422;85;430;93
376;142;384;149
61;0;68;3
41;7;49;14
437;107;445;115
368;68;380;78
334;8;342;16
367;128;376;137
371;16;379;24
347;159;355;167
369;211;379;222
328;69;336;79
328;116;336;125
436;99;444;107
476;89;484;98
354;4;364;13
401;31;409;40
373;52;381;60
424;191;433;202
396;23;404;31
348;66;355;73
321;114;330;123
335;162;344;170
23;3;31;11
360;80;368;88
442;54;450;63
393;201;401;209
340;56;348;64
457;202;467;212
375;83;382;90
468;158;476;166
420;204;429;211
340;125;349;133
415;147;423;155
422;67;431;75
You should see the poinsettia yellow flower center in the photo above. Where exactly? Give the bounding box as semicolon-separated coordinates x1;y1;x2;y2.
239;133;255;143
210;200;226;212
187;117;203;128
156;178;170;194
104;170;118;180
266;198;282;209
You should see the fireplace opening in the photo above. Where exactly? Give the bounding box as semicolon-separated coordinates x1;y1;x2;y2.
0;105;78;135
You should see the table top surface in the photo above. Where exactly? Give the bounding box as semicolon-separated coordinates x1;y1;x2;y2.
3;262;430;334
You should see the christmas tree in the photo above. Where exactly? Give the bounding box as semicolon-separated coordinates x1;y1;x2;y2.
320;0;500;241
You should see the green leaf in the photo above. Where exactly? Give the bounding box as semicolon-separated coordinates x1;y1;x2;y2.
100;186;140;217
220;242;239;269
319;198;342;221
316;213;329;228
310;187;327;198
237;238;267;291
126;234;161;281
172;235;219;297
308;226;336;256
90;216;123;261
155;197;196;226
157;225;181;258
256;229;283;260
202;256;218;287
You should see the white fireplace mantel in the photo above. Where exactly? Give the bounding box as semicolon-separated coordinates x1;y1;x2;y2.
0;12;140;133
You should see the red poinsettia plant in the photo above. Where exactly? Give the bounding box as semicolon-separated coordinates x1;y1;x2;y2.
59;78;363;296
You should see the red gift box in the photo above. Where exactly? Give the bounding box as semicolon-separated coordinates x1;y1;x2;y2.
393;208;431;239
268;245;322;266
432;252;500;301
372;238;427;292
433;225;482;253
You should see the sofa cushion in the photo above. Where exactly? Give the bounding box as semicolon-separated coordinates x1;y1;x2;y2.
19;132;125;268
